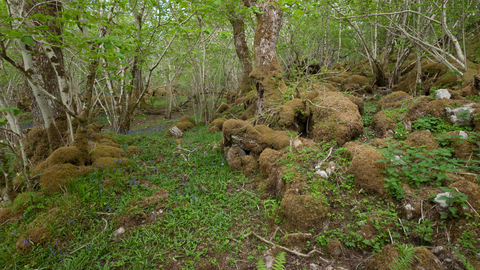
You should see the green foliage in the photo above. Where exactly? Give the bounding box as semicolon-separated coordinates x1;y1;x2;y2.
413;115;470;133
256;252;286;270
394;123;408;140
389;244;422;270
430;187;468;219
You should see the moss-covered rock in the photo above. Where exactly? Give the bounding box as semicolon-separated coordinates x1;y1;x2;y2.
259;148;283;179
371;111;397;138
405;130;437;151
179;115;195;125
207;118;228;133
376;91;412;112
93;157;130;170
23;128;50;167
40;164;83;194
275;99;308;132
366;245;445;270
16;227;51;254
347;95;364;115
307;91;364;146
348;145;388;198
166;121;195;137
99;138;120;148
341;75;370;93
280;189;328;231
241;155;258;177
90;144;125;163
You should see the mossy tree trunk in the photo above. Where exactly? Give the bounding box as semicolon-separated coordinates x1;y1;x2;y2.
228;4;253;98
243;0;286;125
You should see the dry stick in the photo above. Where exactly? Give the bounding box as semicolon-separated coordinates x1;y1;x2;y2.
387;229;394;245
454;188;479;217
96;212;116;215
252;232;329;262
316;147;334;169
269;227;280;242
0;218;21;226
398;218;407;234
68;218;108;255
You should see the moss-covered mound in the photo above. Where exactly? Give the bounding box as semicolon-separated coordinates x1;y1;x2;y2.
347;95;364;115
90;144;125;163
34;145;87;173
99;138;120;148
376;91;412;112
406;99;473;121
207;118;228;133
348;145;388;198
23;128;50;167
241;155;259;177
341;75;371;94
366;244;444;270
307;91;364;146
450;181;480;212
40;164;83;194
275;98;309;132
222;120;290;154
93;157;130;170
280;189;328;231
259;148;283;179
15;227;51;254
371;111;397;138
125;146;143;156
166;121;195;137
179;115;195;125
405;130;437;151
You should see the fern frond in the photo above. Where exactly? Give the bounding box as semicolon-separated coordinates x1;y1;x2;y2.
389;244;422;270
256;258;267;270
272;252;287;270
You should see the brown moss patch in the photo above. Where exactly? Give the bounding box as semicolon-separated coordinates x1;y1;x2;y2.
16;227;51;254
180;115;195;125
280;189;328;231
90;144;125;162
238;104;255;120
241;155;258;177
0;207;21;225
207;118;228;133
280;233;311;252
348;145;388;198
325;240;343;259
23;128;50;167
365;245;444;270
215;103;230;115
99;139;120;148
357;219;378;241
276;99;308;132
376;91;412;112
450;180;480;212
405;130;437;151
40;164;83;194
347;95;364;115
93;157;130;170
405;99;473;121
308;91;364;146
254;125;290;151
372;139;387;149
125;146;143;156
41;146;86;170
137;190;169;209
473;108;480;132
341;75;370;93
451;137;476;160
114;210;148;229
371;111;397;138
259;148;283;179
343;141;373;160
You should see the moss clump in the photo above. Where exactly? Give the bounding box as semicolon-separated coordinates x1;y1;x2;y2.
93;157;130;170
137;190;169;209
343;141;374;160
259;148;283;179
325;240;343;259
450;181;480;212
37;146;87;172
341;75;370;93
222;120;266;154
450;136;476;160
348;145;388;198
308;91;364;146
125;146;143;156
16;227;51;254
90;144;125;163
366;245;444;270
280;189;328;231
241;155;258;177
405;98;461;121
238;104;255;120
207;118;227;133
40;164;83;195
99;139;120;148
179;115;195;125
405;130;437;151
275;99;308;132
23;128;50;167
215;103;230;115
347;95;364;115
376;91;412;112
371;111;397;138
226;145;245;171
0;207;20;225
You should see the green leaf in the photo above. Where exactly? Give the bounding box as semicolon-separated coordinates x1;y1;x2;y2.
0;117;6;126
104;41;113;50
21;36;35;46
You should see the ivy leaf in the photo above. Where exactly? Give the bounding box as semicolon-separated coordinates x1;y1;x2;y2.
21;36;35;46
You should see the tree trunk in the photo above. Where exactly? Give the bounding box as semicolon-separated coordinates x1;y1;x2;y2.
229;15;253;97
243;0;286;124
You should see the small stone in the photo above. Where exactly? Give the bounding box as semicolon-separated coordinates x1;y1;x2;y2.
316;170;329;179
113;227;125;237
434;89;451;100
459;131;468;139
404;204;414;220
434;192;453;216
168;126;183;138
431;246;444;254
309;263;319;270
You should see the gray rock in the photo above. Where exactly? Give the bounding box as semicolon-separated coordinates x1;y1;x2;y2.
113;227;125;237
169;126;183;138
316;170;329;179
434;192;453;216
404;204;415;220
434;89;451;100
431;246;444;254
309;263;319;270
445;103;476;126
459;131;468;139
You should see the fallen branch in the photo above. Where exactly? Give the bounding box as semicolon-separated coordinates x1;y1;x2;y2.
252;232;329;262
68;218;108;255
0;218;21;226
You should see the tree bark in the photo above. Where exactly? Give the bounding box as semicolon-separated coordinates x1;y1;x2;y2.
229;14;253;97
243;0;286;124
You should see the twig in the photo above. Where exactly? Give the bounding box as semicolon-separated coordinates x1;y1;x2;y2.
95;212;116;215
398;218;406;234
0;218;21;226
68;218;108;255
252;232;329;262
270;227;280;241
387;229;394;245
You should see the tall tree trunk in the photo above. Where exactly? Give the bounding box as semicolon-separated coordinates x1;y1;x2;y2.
243;0;286;124
229;14;253;97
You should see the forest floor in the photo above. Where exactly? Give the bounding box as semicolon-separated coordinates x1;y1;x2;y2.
1;86;480;270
